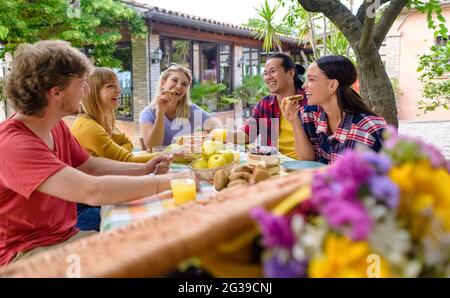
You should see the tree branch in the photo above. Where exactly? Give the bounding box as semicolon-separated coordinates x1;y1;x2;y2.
297;0;362;47
356;2;367;25
374;0;408;49
357;0;391;27
359;1;376;52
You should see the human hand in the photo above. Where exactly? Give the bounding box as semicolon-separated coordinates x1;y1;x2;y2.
280;97;301;126
145;154;173;174
156;90;176;113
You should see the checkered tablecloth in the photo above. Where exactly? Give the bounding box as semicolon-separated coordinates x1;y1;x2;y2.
100;153;295;231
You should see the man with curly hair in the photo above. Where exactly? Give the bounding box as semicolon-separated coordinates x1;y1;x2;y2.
0;40;190;266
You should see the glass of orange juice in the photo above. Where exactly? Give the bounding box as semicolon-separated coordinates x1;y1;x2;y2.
170;173;197;206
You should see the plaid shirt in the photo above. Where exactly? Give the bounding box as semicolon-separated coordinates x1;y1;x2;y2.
300;105;388;164
243;90;307;146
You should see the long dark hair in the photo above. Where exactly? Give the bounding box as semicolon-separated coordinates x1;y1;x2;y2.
315;55;375;115
267;53;305;90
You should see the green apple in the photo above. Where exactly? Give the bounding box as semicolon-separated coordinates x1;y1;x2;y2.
208;154;227;169
192;158;209;169
219;150;235;164
202;140;224;157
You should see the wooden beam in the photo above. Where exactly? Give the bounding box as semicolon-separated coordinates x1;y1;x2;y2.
152;22;263;48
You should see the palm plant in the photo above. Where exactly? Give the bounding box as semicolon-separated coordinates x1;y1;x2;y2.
281;0;319;61
325;24;356;63
252;0;284;53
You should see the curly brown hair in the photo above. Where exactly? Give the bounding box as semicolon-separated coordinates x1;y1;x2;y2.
5;40;92;117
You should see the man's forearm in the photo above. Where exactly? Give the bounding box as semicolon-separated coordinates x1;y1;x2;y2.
79;156;147;176
89;174;173;205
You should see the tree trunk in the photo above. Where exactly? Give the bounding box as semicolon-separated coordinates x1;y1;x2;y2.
322;15;327;56
355;45;398;126
296;0;405;127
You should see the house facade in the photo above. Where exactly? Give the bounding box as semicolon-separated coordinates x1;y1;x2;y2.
381;1;450;121
116;1;306;125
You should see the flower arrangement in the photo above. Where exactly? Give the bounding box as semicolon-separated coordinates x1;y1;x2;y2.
251;127;450;277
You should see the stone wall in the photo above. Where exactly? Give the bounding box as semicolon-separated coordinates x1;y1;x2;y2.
131;35;150;129
380;31;401;80
149;34;161;103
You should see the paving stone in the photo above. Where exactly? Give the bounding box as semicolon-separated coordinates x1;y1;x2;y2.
399;121;450;160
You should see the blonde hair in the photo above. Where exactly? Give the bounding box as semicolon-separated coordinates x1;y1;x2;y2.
5;40;91;117
81;67;118;135
149;64;193;119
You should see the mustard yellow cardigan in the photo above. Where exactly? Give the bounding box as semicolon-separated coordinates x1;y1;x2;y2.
70;116;156;163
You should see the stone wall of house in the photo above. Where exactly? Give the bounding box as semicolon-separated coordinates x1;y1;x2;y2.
387;7;450;120
233;45;243;89
380;31;401;80
149;34;161;103
233;45;244;121
131;35;150;128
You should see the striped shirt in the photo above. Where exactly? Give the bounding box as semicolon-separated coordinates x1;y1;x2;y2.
300;105;388;164
243;90;307;146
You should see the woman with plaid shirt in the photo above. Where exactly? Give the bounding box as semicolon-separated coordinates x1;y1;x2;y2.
281;55;388;165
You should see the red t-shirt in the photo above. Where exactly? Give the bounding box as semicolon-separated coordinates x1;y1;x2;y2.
0;119;89;266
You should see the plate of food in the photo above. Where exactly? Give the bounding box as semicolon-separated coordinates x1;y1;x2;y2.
281;160;326;171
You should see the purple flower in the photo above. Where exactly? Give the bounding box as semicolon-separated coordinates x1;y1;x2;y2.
250;207;295;248
321;199;373;241
329;151;374;185
368;175;399;209
383;126;399;150
362;151;392;174
420;142;446;168
263;253;308;278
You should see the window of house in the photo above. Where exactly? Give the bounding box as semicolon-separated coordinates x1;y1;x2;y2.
160;38;170;71
192;41;200;84
242;47;261;77
172;39;191;69
160;38;191;71
219;44;231;91
292;52;303;64
201;42;218;83
260;52;268;74
81;43;133;120
113;42;133;120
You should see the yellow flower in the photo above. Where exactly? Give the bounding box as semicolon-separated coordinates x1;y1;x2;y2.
390;162;415;195
390;161;450;238
308;234;390;278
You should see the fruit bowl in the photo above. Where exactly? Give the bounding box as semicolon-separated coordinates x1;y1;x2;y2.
188;160;236;182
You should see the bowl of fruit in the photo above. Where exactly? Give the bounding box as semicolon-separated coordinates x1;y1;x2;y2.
188;140;238;181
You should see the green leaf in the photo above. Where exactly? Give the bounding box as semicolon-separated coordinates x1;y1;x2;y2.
0;0;147;66
0;25;8;39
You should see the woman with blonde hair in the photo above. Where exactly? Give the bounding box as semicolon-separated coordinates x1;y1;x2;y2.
71;67;164;231
71;67;157;162
140;64;215;149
